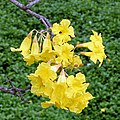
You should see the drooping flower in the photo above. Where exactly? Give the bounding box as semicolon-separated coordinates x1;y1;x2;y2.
51;19;75;45
11;31;32;57
40;33;56;62
77;30;106;66
24;35;40;65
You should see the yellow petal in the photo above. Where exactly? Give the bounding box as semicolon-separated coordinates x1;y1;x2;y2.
60;19;70;27
53;35;62;45
57;69;67;83
90;53;98;64
10;31;32;54
42;33;52;51
19;31;32;51
90;30;102;43
76;72;86;83
35;62;57;81
23;55;35;65
68;26;75;37
31;35;40;55
51;23;60;34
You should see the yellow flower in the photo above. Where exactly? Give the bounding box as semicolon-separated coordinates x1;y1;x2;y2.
24;35;40;65
11;31;32;57
66;72;89;97
42;69;68;109
28;62;57;97
28;74;45;96
68;92;94;114
54;43;74;67
35;62;57;82
51;19;75;45
28;73;54;97
77;31;106;66
40;33;56;62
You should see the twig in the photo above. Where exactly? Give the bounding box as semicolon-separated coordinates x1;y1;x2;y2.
0;86;15;95
0;79;31;103
9;0;52;29
26;0;40;9
0;85;31;95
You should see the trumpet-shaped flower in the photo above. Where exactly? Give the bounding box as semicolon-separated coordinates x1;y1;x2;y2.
40;33;56;62
77;31;106;66
35;62;57;82
68;92;94;114
28;73;54;97
66;73;89;97
28;74;45;96
41;70;68;109
51;19;75;45
24;35;40;65
54;43;74;67
28;62;57;97
11;31;32;56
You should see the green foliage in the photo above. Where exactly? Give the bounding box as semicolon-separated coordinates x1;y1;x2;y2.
0;0;120;119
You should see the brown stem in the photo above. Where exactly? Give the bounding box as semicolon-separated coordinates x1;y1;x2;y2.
0;85;31;103
10;0;52;29
0;79;31;103
0;85;31;96
26;0;40;9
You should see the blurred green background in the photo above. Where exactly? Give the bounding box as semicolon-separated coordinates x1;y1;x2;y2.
0;0;120;119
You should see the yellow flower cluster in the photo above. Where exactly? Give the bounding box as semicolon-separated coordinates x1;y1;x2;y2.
11;19;106;113
11;19;82;68
28;63;93;113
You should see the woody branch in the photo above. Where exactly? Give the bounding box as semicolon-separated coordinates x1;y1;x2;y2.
0;79;31;103
10;0;52;29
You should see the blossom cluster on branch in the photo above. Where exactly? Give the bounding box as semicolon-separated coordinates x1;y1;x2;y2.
11;19;106;113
